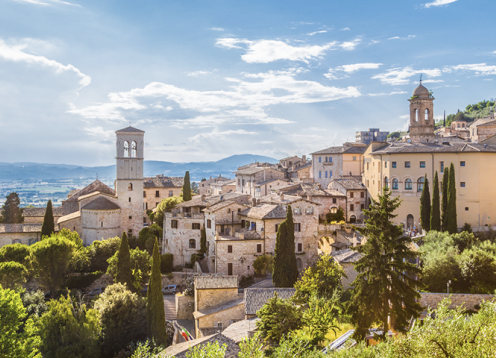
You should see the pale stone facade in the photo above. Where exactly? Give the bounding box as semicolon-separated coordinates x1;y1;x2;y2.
329;178;368;223
469;115;496;143
199;176;231;196
235;165;285;195
210;180;236;196
0;224;45;247
355;128;389;144
408;82;436;143
143;175;183;212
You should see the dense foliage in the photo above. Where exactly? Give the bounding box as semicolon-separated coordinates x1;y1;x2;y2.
116;232;134;291
273;205;298;287
160;253;174;274
183;171;192;202
0;286;28;357
0;243;30;265
0;192;24;223
253;255;273;276
0;261;28;289
107;247;151;291
351;188;422;340
419;175;430;231
325;208;345;223
446;162;458;234
146;239;167;346
430;171;441;231
40;200;54;238
154;196;183;229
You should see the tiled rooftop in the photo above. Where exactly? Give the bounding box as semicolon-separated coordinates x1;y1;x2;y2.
143;176;184;188
244;288;296;315
82;197;121;211
331;248;362;263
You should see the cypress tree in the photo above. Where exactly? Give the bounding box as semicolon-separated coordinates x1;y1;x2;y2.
273;205;298;288
419;174;430;232
430;171;441;231
441;167;449;231
41;200;55;238
446;162;458;234
350;188;422;341
147;238;167;346
182;171;192;201
116;232;134;291
1;192;24;223
199;228;207;255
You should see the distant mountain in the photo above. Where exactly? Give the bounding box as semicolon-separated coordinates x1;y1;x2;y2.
0;154;278;181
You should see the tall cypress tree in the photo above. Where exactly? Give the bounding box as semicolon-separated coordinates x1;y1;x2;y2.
430;171;441;231
147;238;167;346
446;162;458;234
272;205;298;288
182;171;192;202
116;232;134;291
419;174;430;232
1;192;24;223
350;188;422;341
41;200;55;238
441;167;449;231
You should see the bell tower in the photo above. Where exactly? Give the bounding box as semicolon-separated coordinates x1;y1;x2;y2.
115;126;145;237
408;80;435;143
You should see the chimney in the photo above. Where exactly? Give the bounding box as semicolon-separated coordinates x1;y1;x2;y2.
256;162;260;166
302;155;306;162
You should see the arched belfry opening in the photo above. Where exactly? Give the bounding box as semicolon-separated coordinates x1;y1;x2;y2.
123;141;129;158
131;141;137;158
425;108;429;121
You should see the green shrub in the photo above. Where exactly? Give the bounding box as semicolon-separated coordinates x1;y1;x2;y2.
326;208;345;223
160;253;173;274
64;271;103;291
87;236;121;272
253;255;273;276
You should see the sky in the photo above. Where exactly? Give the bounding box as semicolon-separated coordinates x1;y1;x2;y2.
1;0;495;166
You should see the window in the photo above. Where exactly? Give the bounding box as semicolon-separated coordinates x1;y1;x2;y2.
384;176;389;188
129;197;131;202
425;108;429;121
297;243;303;252
143;191;146;198
361;203;365;210
171;220;178;228
405;179;412;190
392;161;397;168
319;157;321;163
329;171;332;178
275;224;279;232
101;221;104;227
228;263;233;276
294;207;302;215
228;245;232;253
169;190;173;197
192;223;201;230
145;203;148;210
460;161;465;167
392;178;399;190
220;225;225;234
330;207;338;214
325;171;328;178
305;206;314;215
461;182;466;187
360;191;364;198
189;239;196;249
329;157;333;162
128;229;133;235
350;192;354;199
155;190;160;198
353;156;356;161
123;141;129;158
155;202;159;207
257;244;262;253
207;219;211;229
465;207;469;211
325;156;327;162
12;239;21;244
350;204;354;211
332;198;337;204
385;162;388;168
417;177;425;192
440;161;444;172
128;183;133;191
129;216;132;220
367;162;369;170
294;223;301;232
319;171;321;178
131;141;137;157
405;161;411;168
420;161;426;168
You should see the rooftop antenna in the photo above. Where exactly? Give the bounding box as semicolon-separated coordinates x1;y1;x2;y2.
96;173;99;180
420;73;423;84
443;110;446;127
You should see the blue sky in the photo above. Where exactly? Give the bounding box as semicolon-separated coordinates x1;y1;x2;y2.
1;0;495;166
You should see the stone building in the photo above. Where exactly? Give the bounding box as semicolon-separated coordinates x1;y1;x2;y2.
143;175;183;212
355;128;389;144
408;81;436;143
23;206;64;225
287;161;313;181
0;224;52;247
56;126;146;245
253;179;289;197
234;164;286;195
163;192;251;268
363;86;496;230
329;178;368;223
331;248;362;289
199;176;232;196
210;179;236;196
469;115;496;143
311;142;367;188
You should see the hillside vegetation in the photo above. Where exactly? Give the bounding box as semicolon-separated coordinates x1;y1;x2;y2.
436;99;495;127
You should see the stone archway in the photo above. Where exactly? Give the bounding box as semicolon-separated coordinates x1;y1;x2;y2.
407;214;414;230
349;215;357;224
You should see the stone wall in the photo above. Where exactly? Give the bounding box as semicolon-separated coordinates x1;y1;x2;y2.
164;213;204;267
197;302;245;338
176;294;195;320
215;238;263;277
195;276;238;311
419;293;494;311
81;209;122;246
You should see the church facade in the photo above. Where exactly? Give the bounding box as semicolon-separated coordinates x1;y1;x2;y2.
57;126;145;245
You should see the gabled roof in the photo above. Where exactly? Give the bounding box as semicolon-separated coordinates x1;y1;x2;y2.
115;126;144;133
193;297;244;319
311;144;367;155
0;223;45;233
143;176;184;188
369;141;496;154
331;178;366;190
244;288;296;315
203;200;248;213
176;192;250;208
82;197;120;211
239;204;287;220
57;211;81;224
23;206;65;217
65;180;116;203
331;248;362;263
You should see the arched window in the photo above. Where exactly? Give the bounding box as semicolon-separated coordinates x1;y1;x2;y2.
123;141;129;158
131;141;137;158
405;179;412;190
392;178;399;190
417;177;425;192
415;109;419;122
294;207;302;215
350;215;357;223
189;239;196;249
384;176;389;189
305;206;314;215
425;108;429;121
128;183;133;191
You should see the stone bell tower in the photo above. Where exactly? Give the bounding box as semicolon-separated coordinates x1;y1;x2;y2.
408;81;435;143
115;126;145;237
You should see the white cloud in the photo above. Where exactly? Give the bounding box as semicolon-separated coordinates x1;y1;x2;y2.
0;39;90;89
187;71;211;77
209;27;224;31
368;91;407;97
70;70;361;127
189;129;257;143
325;63;382;79
307;30;327;36
388;35;416;40
215;37;361;63
372;66;442;85
340;27;350;31
12;0;80;7
446;63;496;76
422;79;444;83
424;0;457;8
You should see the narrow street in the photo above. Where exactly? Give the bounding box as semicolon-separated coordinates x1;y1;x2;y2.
163;295;176;321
